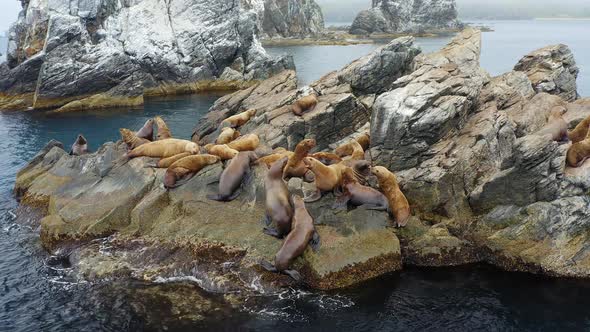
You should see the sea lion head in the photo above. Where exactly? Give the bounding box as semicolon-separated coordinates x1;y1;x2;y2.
163;169;177;188
299;138;317;150
119;128;132;138
186;142;200;154
247;109;257;117
371;166;389;179
76;134;87;145
291;194;305;208
204;144;214;152
550;106;567;117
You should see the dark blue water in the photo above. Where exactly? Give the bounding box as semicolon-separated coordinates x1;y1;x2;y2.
2;20;590;331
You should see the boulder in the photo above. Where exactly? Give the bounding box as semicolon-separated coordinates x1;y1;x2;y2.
514;44;579;102
0;0;294;111
350;0;463;35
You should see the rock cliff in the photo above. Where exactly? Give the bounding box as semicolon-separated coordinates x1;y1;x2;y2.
243;0;325;38
350;0;463;35
0;0;294;112
14;28;590;295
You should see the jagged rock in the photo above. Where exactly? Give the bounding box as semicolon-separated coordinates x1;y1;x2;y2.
514;44;580;102
0;0;294;111
193;36;421;150
17;141;401;291
350;0;463;35
371;28;489;170
243;0;325;38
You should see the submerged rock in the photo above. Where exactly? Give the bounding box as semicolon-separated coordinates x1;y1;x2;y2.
0;0;294;111
350;0;463;35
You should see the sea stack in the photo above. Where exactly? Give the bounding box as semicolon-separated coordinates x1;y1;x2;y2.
243;0;325;38
349;0;463;35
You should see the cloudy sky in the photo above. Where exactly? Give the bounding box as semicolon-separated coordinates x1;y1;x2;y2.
1;0;589;33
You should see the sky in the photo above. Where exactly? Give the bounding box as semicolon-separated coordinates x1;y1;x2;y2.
0;0;589;33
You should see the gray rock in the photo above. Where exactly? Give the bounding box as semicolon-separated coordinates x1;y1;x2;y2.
350;0;463;35
514;44;580;102
245;0;325;38
0;0;294;111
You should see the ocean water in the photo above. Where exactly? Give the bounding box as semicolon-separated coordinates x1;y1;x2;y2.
1;20;590;331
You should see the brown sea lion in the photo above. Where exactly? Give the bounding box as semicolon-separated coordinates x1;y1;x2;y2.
334;140;365;160
205;144;239;160
568;115;590;143
164;154;220;189
309;152;342;165
371;166;410;227
291;95;318;116
566;129;590;167
227;134;260;152
262;157;294;239
216;127;241;145
156;152;193;168
302;157;347;202
154;116;172;140
136;119;155;141
208;151;258;201
333;167;389;211
120;128;150;150
127;139;199;159
356;133;371;151
222;109;257;128
70;134;89;156
284;139;316;181
256;151;294;168
260;195;320;281
535;106;568;142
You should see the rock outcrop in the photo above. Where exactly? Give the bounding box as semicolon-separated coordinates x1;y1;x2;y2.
514;44;580;102
243;0;325;38
14;28;590;295
350;0;463;35
0;0;294;111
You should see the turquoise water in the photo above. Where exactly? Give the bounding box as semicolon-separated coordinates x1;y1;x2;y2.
1;20;590;331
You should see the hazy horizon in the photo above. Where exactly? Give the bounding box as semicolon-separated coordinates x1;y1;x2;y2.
1;0;590;33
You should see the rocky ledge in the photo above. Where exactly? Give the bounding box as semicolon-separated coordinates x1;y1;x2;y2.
0;0;295;112
350;0;463;35
14;28;590;295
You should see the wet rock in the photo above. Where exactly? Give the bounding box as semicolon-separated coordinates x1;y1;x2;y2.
1;0;293;111
514;44;579;102
350;0;463;35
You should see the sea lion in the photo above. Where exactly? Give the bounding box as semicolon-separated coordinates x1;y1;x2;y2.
309;152;342;165
164;154;220;189
154;116;172;140
207;151;258;201
284;139;316;181
205;144;239;160
302;157;347;202
333;167;389;211
127;139;199;159
260;195;320;281
535;106;568;142
356;133;371;151
291;95;318;116
334;140;365;160
216;127;241;145
70;134;89;156
156;152;193;168
256;151;294;168
566;129;590;167
227;134;260;152
568;115;590;143
120;128;150;150
221;109;257;128
262;157;294;239
371;166;410;227
136;119;155;141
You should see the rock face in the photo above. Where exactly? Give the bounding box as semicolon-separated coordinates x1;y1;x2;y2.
0;0;294;111
350;0;463;35
514;44;580;102
243;0;325;38
14;28;590;294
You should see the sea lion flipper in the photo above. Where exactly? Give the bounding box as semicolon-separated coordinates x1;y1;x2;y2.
263;227;282;239
310;231;321;253
303;189;322;203
283;269;302;282
332;195;350;210
260;260;278;272
261;214;272;226
227;188;242;201
207;194;224;201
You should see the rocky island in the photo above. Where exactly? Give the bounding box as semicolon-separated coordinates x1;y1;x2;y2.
13;27;590;297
